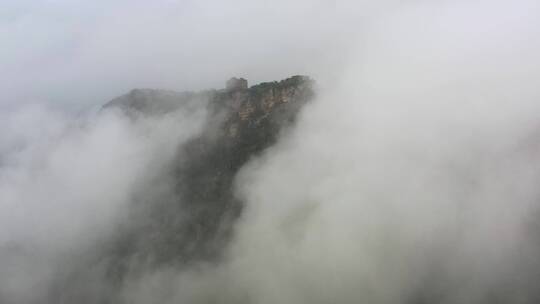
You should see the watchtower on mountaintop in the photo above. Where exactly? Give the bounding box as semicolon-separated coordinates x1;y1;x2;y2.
226;77;248;91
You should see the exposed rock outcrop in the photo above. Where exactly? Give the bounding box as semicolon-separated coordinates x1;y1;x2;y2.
99;75;315;284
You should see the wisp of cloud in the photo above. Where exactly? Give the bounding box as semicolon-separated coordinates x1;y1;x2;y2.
1;0;540;303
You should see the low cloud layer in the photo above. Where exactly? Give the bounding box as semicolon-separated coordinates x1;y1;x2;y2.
0;103;208;303
2;0;540;303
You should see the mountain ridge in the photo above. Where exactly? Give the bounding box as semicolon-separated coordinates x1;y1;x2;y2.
57;75;316;303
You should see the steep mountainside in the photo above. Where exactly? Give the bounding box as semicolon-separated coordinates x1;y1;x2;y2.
95;76;315;289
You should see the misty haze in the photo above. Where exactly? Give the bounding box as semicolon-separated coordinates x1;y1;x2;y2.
2;1;540;303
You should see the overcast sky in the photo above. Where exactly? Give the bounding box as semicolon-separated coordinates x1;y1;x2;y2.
2;0;539;112
1;0;377;111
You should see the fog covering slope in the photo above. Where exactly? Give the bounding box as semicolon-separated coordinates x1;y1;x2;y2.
2;0;540;303
0;76;315;303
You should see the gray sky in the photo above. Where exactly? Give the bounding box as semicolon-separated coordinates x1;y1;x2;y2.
1;0;376;111
4;0;540;111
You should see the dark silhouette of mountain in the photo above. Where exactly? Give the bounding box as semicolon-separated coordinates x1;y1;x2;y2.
55;76;315;303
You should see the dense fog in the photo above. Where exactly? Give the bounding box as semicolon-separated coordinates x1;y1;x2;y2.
2;0;540;303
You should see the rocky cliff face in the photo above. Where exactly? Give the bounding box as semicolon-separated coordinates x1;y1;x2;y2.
89;76;315;291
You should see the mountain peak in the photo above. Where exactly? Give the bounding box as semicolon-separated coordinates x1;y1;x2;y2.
99;75;315;268
225;77;248;91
